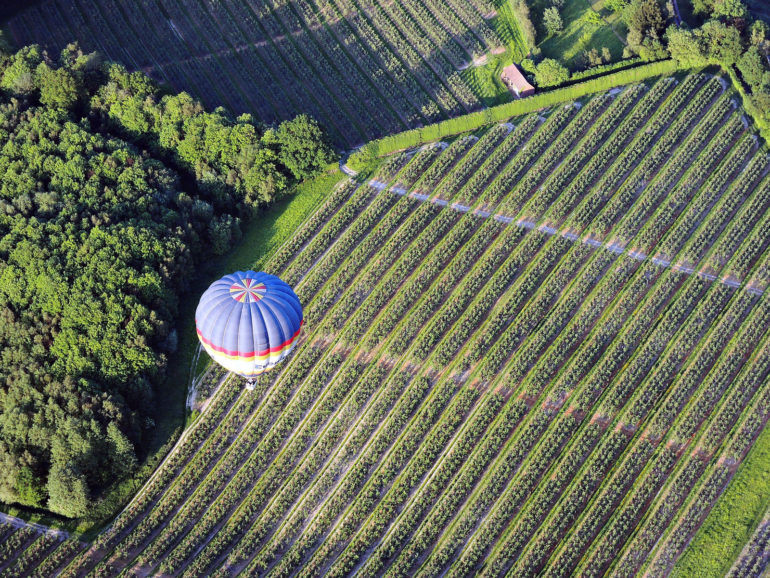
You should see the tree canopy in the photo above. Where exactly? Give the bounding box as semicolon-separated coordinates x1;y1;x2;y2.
0;43;335;517
665;0;770;122
534;58;571;87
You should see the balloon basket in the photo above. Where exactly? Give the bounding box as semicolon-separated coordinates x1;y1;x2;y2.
245;378;257;391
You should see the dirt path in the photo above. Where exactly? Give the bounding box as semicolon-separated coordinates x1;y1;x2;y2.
0;512;69;540
365;175;765;298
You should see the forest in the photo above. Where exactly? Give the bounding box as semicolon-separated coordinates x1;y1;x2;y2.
0;41;334;517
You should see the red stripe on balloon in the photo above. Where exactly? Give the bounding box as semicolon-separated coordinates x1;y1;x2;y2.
196;321;303;358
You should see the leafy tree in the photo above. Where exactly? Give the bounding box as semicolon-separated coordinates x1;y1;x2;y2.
47;463;90;518
544;7;564;35
36;63;81;109
271;114;336;180
107;422;138;478
582;47;613;67
749;20;769;51
691;0;717;15
15;467;47;507
534;58;571;87
738;45;770;86
0;45;41;94
606;0;631;12
625;0;667;55
520;58;537;74
244;148;289;205
666;25;707;63
700;19;744;64
712;0;748;19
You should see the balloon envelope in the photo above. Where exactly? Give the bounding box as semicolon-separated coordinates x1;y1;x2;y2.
195;271;303;378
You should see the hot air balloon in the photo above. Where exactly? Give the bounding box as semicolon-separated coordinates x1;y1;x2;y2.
195;271;303;389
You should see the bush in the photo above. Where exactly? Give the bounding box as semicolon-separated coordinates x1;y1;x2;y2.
535;58;571;87
544;7;564;35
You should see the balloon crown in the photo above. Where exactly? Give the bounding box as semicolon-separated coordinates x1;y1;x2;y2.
229;277;267;303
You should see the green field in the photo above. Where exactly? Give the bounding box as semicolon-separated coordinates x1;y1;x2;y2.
674;419;770;577
534;0;627;65
2;0;770;575
4;70;769;575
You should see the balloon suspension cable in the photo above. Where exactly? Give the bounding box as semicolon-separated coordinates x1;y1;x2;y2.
246;376;258;391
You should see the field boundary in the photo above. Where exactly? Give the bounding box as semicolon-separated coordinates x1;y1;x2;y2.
350;59;681;163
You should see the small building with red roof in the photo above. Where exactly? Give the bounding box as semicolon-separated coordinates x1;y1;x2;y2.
501;63;535;98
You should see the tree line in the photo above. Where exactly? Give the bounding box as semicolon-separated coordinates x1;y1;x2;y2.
0;41;335;517
513;0;770;121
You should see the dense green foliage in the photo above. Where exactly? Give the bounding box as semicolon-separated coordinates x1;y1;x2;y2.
665;0;770;123
674;418;770;577
533;58;573;86
0;44;334;517
624;0;670;59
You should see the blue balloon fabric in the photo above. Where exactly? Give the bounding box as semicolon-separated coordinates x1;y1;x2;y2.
196;271;303;378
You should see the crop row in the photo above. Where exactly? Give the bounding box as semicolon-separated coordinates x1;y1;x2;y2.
478;106;576;210
564;75;701;231
229;366;409;571
501;177;770;574
303;196;419;325
283;183;376;285
165;354;369;574
0;525;37;569
258;0;383;139
395;145;447;190
525;85;646;220
412;139;475;194
450;186;736;572
587;75;722;238
631;101;742;253
499;95;612;217
143;352;343;573
441;258;663;574
276;378;456;576
386;219;505;357
410;221;524;362
434;124;510;199
373;0;478;111
267;180;358;276
576;289;762;575
12;0;497;144
454;115;540;206
547;77;676;226
319;199;443;334
296;190;401;307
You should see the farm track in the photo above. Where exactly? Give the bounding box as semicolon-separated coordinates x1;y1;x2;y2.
9;73;770;577
365;181;765;298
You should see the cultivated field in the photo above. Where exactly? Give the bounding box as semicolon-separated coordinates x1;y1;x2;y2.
8;71;770;575
729;505;770;578
7;0;521;147
0;519;85;576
